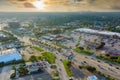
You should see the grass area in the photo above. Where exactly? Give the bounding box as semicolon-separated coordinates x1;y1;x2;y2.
32;46;44;52
74;47;94;56
52;78;60;80
53;42;69;49
29;55;43;62
28;51;56;63
62;60;72;77
42;52;56;64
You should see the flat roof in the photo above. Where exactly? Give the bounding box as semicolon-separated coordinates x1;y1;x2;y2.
75;28;120;37
0;49;22;63
88;75;98;80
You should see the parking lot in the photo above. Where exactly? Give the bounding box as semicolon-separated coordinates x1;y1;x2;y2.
17;70;52;80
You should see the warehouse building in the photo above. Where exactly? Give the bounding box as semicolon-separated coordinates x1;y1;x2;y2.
0;48;22;63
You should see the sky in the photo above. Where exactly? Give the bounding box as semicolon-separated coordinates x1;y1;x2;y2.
0;0;120;12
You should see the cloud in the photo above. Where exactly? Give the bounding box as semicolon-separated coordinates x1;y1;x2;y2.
1;0;120;12
111;6;120;10
24;2;35;8
5;0;35;8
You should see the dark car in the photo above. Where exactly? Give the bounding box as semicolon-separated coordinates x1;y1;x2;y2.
97;60;101;62
109;64;112;66
85;56;88;58
60;59;62;61
83;61;87;63
116;67;119;69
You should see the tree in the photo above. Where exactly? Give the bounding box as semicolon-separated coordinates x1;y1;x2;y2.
94;39;97;43
67;61;72;68
29;55;38;62
75;43;80;47
78;46;84;50
18;66;29;76
85;66;96;72
19;63;23;68
117;56;120;62
0;62;4;67
85;46;90;50
97;54;103;59
57;48;62;52
12;65;16;70
96;42;105;49
10;73;16;79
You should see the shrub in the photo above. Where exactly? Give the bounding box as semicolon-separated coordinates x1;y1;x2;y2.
10;73;16;79
29;55;38;62
51;65;57;69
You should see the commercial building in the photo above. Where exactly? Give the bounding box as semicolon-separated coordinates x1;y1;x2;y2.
0;48;22;63
75;28;120;39
8;22;20;28
87;75;98;80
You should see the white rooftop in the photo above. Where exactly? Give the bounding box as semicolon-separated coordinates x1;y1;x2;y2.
0;49;22;63
0;33;6;37
75;28;120;37
88;75;98;80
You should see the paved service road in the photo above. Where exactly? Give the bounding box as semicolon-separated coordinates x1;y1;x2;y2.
0;65;12;80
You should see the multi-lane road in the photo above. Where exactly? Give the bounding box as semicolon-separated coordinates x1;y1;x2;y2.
72;51;120;80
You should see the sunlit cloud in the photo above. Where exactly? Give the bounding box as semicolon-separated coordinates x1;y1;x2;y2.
0;0;120;12
32;0;45;10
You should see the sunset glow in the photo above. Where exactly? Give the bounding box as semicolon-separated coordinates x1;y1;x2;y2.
0;0;120;12
33;0;44;10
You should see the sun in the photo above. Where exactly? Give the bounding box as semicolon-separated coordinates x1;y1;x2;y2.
33;0;44;10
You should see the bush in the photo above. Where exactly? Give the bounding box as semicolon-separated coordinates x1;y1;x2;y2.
12;65;16;70
96;42;105;49
29;55;38;62
18;67;29;76
38;56;43;60
96;54;103;59
85;66;96;72
0;62;4;67
53;71;59;76
79;65;96;73
51;65;57;69
79;65;83;69
52;78;60;80
10;73;16;79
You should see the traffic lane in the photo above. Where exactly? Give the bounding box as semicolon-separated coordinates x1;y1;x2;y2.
84;56;120;74
74;55;120;79
71;50;120;74
56;58;69;80
70;65;85;79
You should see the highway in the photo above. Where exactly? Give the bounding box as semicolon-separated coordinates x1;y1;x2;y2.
73;51;120;80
